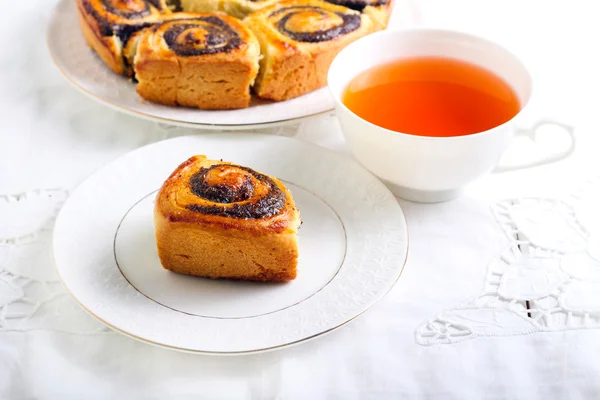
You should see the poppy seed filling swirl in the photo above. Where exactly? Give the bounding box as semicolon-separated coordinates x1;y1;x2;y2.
187;165;286;219
163;17;242;56
83;0;158;42
323;0;389;12
271;6;361;43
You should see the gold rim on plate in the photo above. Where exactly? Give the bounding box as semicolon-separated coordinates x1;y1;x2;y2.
51;133;409;355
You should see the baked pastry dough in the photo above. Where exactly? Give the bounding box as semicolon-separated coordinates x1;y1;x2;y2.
76;0;171;76
179;0;280;19
133;13;260;109
154;155;300;282
75;0;390;107
362;0;393;30
324;0;393;30
244;0;374;101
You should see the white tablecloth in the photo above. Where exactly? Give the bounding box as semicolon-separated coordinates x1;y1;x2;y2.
2;1;600;398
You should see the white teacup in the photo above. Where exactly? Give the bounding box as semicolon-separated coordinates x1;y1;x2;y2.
328;29;575;203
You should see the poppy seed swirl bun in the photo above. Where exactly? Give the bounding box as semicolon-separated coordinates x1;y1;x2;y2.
154;155;300;282
244;0;374;101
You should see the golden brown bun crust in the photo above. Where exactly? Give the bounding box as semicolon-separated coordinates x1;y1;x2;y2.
244;0;374;101
154;155;300;282
363;0;393;31
180;0;281;19
134;13;260;109
76;0;387;103
76;1;123;75
76;0;170;75
321;0;393;30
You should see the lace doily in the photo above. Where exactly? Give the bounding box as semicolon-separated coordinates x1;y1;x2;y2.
416;175;600;345
0;189;107;333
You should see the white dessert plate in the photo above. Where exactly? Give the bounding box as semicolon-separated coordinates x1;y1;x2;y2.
53;133;408;354
46;0;341;130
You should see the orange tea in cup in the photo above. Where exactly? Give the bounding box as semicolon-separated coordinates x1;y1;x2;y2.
342;56;521;137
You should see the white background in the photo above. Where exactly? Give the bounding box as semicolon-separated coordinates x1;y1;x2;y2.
1;0;600;398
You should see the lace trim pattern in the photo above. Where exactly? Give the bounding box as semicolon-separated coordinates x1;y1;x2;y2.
416;175;600;345
0;189;108;334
